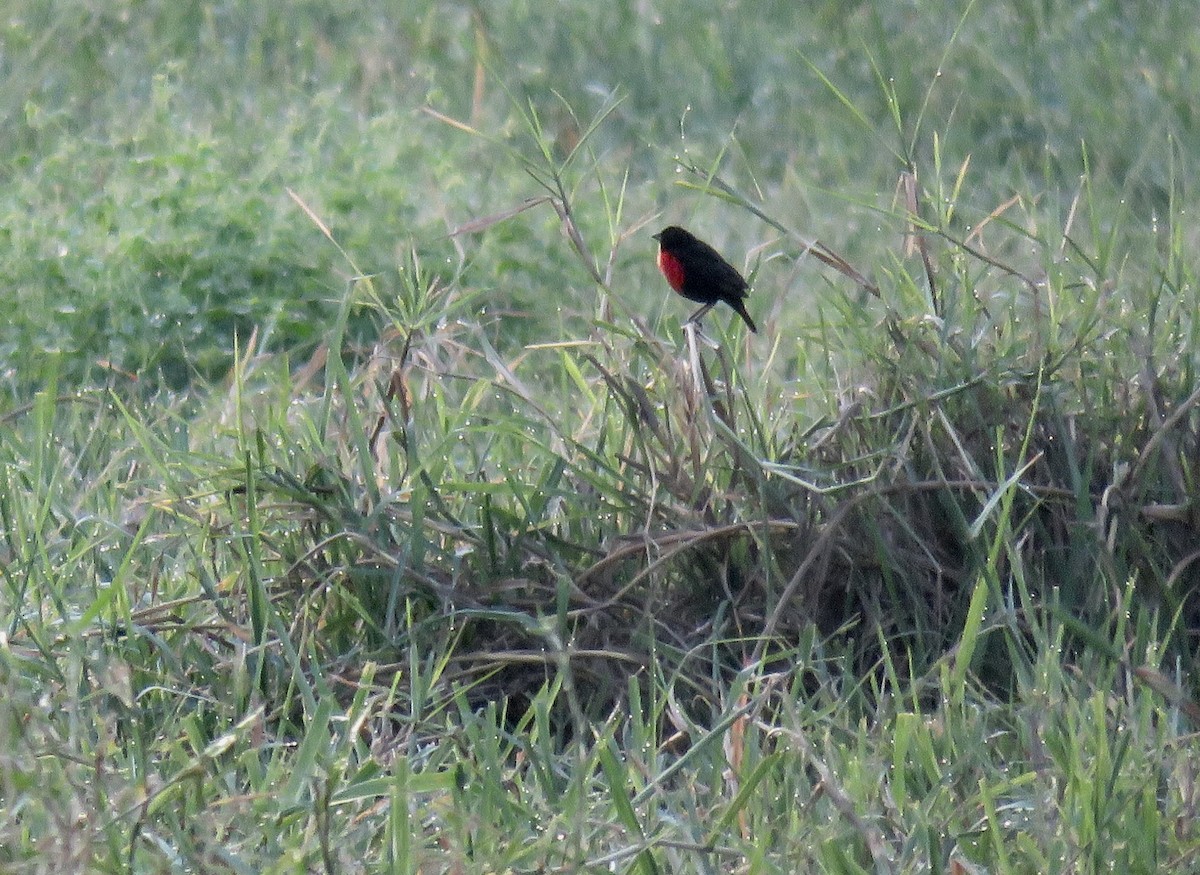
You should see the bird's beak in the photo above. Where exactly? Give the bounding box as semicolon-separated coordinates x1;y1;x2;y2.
651;232;661;241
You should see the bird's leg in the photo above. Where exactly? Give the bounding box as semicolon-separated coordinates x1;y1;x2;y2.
682;319;718;350
685;302;716;325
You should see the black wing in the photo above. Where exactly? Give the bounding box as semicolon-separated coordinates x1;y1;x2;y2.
683;239;749;300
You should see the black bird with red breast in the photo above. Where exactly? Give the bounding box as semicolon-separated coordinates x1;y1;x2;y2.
653;225;757;333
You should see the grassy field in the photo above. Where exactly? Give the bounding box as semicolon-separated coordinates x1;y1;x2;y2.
3;1;1200;871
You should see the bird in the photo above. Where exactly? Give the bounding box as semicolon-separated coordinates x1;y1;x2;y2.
653;225;757;333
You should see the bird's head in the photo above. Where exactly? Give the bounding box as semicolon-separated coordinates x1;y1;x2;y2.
653;226;695;247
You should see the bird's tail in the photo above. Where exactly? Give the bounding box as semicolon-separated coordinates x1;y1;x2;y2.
732;300;758;333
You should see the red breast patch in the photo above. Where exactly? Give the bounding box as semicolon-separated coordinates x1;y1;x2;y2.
657;248;686;293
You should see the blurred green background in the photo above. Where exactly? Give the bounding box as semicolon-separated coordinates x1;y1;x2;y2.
4;0;1196;388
